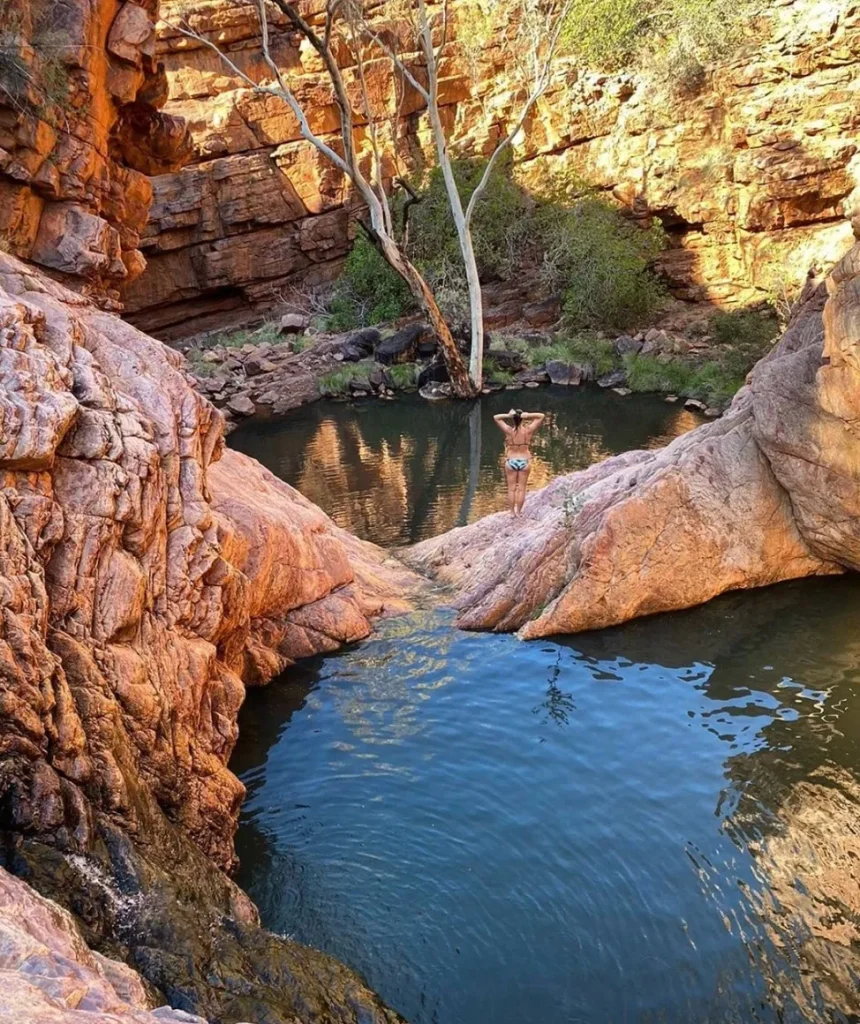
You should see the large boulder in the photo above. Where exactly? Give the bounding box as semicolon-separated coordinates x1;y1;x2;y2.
405;237;860;637
375;322;431;364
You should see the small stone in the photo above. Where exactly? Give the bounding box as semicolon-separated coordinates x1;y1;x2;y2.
201;350;220;363
704;407;722;418
505;382;524;390
597;369;627;388
524;381;540;388
613;335;642;357
612;387;632;396
333;352;345;362
685;398;707;412
665;394;679;403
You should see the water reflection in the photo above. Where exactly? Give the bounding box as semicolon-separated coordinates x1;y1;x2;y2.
229;389;701;545
233;576;860;1024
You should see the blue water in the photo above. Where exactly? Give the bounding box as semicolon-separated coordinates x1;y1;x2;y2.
230;395;860;1024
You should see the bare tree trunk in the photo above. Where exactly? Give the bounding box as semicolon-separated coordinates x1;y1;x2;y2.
377;233;476;397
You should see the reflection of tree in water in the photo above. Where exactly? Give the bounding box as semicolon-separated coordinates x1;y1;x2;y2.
229;391;703;546
533;650;576;726
569;576;860;1023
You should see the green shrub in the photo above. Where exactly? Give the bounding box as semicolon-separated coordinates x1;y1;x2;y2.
387;363;418;389
408;158;530;284
326;234;412;331
710;307;779;350
537;198;665;332
208;320;286;350
318;363;374;396
484;355;515;385
562;0;757;84
623;354;696;395
530;334;619;376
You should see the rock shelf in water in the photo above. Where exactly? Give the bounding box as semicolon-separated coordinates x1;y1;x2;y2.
405;235;860;636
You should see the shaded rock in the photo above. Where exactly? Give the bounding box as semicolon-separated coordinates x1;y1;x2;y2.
405;239;860;638
418;358;449;388
614;334;642;357
376;323;430;364
346;327;381;354
243;354;277;376
597;369;627;388
684;398;707;411
489;349;526;372
546;360;583;386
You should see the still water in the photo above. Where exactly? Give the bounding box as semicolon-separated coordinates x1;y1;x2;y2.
229;391;860;1024
229;388;702;546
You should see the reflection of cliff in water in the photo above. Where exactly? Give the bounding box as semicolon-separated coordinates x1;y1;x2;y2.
229;390;701;545
570;576;860;1022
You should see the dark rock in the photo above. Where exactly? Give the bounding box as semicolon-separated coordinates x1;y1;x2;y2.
417;359;449;388
546;360;583;386
369;366;385;388
244;355;277;376
597;369;627;388
375;323;430;365
346;327;381;354
516;369;549;384
488;349;525;372
339;344;366;362
417;337;438;357
614;334;643;357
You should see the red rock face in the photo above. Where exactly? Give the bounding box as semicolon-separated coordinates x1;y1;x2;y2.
122;0;860;337
405;233;860;637
0;0;192;307
0;251;418;871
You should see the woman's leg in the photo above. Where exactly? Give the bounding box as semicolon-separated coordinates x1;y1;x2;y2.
504;463;518;515
515;464;531;516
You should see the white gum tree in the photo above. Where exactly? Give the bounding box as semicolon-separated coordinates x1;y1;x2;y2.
173;0;573;392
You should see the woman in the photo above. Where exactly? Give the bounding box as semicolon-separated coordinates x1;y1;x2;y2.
493;408;546;518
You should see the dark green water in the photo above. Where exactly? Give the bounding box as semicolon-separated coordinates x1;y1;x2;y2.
229;391;860;1024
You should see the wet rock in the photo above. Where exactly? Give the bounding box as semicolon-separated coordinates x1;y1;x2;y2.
685;398;707;411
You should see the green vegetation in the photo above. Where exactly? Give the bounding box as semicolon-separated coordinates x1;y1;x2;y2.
291;334;313;353
530;334;618;377
326;234;413;332
327;161;666;338
537;198;666;332
561;0;757;90
318;362;374;396
483;355;515;386
207;320;286;349
0;10;77;118
387;363;419;389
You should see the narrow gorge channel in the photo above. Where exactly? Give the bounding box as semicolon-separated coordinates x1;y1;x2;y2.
228;393;860;1024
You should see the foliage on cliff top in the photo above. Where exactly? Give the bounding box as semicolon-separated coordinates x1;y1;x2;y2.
562;0;758;84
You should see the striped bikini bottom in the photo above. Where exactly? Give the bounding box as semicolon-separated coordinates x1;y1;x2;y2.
506;457;530;471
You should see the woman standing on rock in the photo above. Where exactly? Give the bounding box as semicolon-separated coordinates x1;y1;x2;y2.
494;409;546;518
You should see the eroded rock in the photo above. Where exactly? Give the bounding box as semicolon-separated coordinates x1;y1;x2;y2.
406;237;860;637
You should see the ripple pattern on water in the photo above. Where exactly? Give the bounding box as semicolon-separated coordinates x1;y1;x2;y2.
233;579;860;1024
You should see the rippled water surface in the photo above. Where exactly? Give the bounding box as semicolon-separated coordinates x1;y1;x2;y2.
230;393;860;1024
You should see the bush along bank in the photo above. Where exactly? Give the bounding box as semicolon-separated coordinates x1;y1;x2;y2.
184;303;780;427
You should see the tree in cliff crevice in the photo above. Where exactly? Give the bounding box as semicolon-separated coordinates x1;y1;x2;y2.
172;0;572;392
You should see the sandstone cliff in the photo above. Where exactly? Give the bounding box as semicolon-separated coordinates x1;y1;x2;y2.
123;0;860;338
0;250;416;1019
405;226;860;636
0;0;191;306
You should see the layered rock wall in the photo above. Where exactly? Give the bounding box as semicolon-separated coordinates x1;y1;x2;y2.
0;0;191;306
124;0;860;338
0;250;416;873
